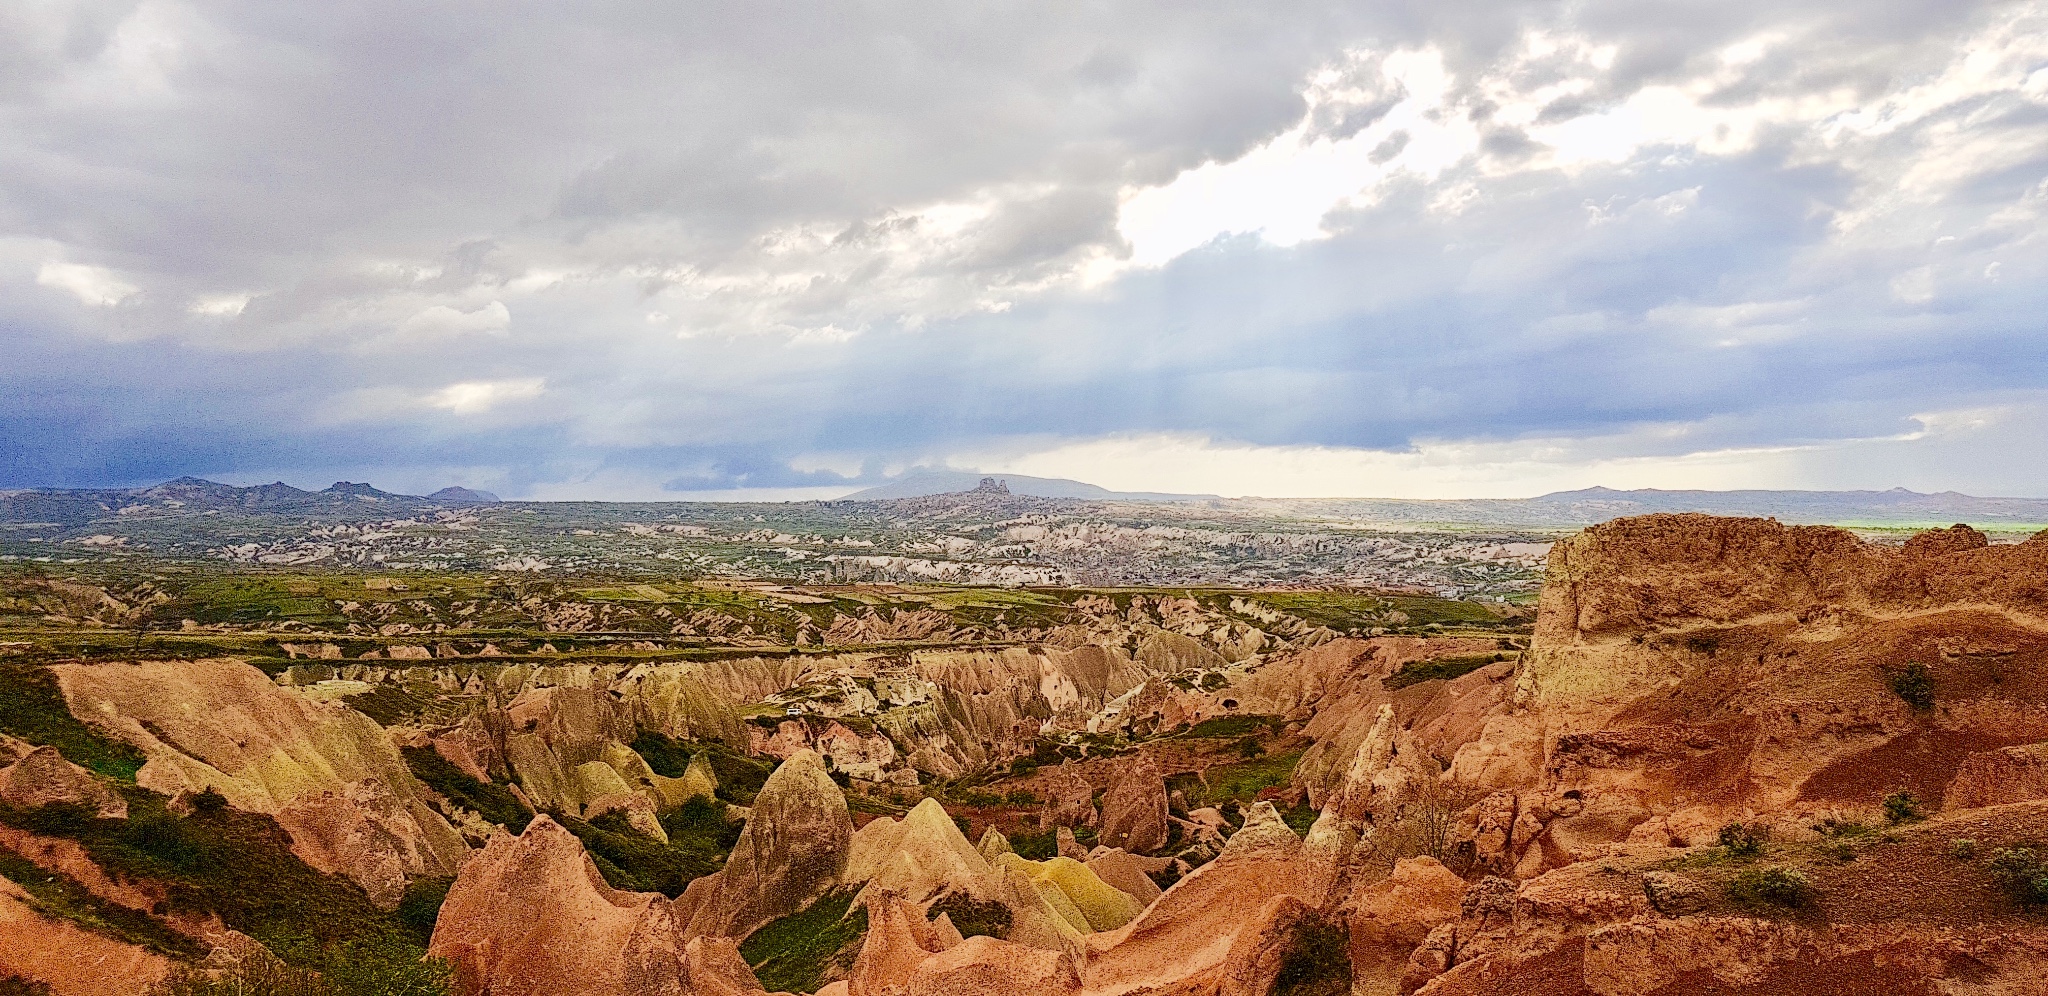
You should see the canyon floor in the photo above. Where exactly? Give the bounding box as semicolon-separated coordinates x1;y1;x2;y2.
2;513;2046;994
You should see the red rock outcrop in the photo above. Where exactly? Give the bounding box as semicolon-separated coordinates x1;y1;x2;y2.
1944;743;2048;809
847;893;958;996
0;874;171;995
429;815;769;996
1082;802;1311;994
1347;857;1467;994
904;934;1081;996
1434;517;2048;876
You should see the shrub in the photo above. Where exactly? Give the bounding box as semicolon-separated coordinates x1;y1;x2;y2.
629;732;772;804
1717;822;1767;859
928;893;1012;939
0;978;54;996
1949;838;1978;861
1235;736;1265;760
1007;828;1056;860
1383;655;1497;691
1273;915;1351;996
1986;847;2048;906
150;938;452;996
1727;866;1811;908
313;936;454;996
396;877;452;945
0;842;202;958
1882;791;1924;825
1889;662;1935;710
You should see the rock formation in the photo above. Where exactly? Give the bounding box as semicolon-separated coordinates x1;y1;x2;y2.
52;658;466;903
846;893;957;996
0;873;172;995
904;934;1081;996
1096;759;1167;854
684;749;853;941
429;815;770;996
0;746;128;818
844;798;991;904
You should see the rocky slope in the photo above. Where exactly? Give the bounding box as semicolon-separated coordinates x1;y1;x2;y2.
7;515;2048;995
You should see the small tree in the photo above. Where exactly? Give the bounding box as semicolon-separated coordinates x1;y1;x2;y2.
1728;866;1810;908
1717;822;1767;859
1889;662;1935;710
1882;791;1923;825
1987;847;2048;906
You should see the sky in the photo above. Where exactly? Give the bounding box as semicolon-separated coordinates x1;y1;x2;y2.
3;1;2047;501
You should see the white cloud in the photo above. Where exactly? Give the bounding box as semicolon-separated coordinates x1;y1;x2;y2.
188;293;250;316
1114;10;2048;271
1117;48;1475;267
427;377;545;415
401;300;511;336
36;262;138;307
967;403;2044;499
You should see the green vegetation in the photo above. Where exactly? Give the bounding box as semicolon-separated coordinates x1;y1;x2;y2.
1279;801;1319;836
398;747;531;833
1949;838;1978;861
396;877;452;946
0;790;436;976
1717;822;1768;860
1008;827;1057;860
1272;914;1351;996
1383;654;1505;691
341;685;430;726
0;842;203;958
1987;847;2048;906
1889;661;1935;710
150;938;453;996
1882;791;1925;825
1183;714;1280;740
1177;751;1303;809
739;888;868;994
560;797;737;898
631;731;771;804
929;893;1012;939
1727;866;1811;908
0;662;147;780
0;979;52;996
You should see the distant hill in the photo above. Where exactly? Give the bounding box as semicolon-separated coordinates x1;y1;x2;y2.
842;469;1216;502
0;477;497;526
429;486;501;504
1243;486;2048;527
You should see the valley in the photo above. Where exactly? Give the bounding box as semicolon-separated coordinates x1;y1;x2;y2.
1;510;2045;995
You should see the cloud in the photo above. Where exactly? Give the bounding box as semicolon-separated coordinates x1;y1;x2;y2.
401;300;511;336
968;399;2048;499
427;378;546;415
36;261;137;306
2;2;2047;498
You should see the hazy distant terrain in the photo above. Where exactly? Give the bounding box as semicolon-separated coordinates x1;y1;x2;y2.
4;477;2042;595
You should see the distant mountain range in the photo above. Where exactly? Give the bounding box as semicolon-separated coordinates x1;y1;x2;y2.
5;476;2045;530
0;476;499;527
